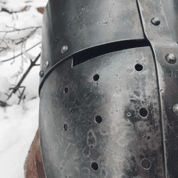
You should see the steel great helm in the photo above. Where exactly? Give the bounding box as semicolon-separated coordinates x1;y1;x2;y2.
39;0;178;177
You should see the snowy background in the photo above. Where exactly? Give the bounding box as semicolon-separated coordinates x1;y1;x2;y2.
0;0;48;177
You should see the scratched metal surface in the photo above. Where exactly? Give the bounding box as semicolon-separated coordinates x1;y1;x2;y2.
40;0;144;84
39;47;165;178
137;0;178;177
161;0;178;42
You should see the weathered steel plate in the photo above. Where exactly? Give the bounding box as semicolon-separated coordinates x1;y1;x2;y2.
39;47;165;178
137;0;178;177
40;0;144;84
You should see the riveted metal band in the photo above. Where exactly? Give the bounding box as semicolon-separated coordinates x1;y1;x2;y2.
137;0;178;177
39;0;144;93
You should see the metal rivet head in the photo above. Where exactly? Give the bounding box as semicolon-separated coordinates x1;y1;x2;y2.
61;45;68;54
39;70;44;78
173;104;178;116
44;61;49;68
165;53;177;64
151;17;160;26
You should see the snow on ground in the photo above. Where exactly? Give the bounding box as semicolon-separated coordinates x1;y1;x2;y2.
0;98;39;178
0;0;48;177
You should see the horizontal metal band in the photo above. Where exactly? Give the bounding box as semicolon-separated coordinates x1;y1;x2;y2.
39;39;149;94
40;0;144;86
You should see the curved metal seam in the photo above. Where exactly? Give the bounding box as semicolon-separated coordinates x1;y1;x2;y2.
39;39;149;95
136;0;175;177
40;0;145;84
136;1;168;177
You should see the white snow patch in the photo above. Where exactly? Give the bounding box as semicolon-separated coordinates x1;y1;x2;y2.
0;98;39;178
0;0;47;177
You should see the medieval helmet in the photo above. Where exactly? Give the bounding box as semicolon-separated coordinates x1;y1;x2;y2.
39;0;178;177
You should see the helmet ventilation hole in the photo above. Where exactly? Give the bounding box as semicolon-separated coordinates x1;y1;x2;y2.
139;108;148;117
93;74;99;81
95;115;102;123
64;87;68;94
64;123;68;131
91;162;99;171
135;64;143;71
141;158;151;170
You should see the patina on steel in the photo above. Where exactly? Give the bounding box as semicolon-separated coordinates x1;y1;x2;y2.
40;0;144;86
40;47;164;177
137;0;178;177
39;0;178;177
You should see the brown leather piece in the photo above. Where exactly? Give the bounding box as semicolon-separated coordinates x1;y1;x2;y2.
24;128;45;178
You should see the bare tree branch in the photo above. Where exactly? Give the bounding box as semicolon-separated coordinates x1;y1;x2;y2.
0;41;41;62
0;26;41;33
12;53;41;94
7;53;41;104
15;28;37;45
0;26;41;53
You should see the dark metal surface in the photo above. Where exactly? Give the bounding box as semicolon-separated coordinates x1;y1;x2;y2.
137;0;178;177
161;0;178;42
40;0;144;85
39;47;165;178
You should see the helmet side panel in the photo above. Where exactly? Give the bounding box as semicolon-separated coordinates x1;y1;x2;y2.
39;47;165;178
